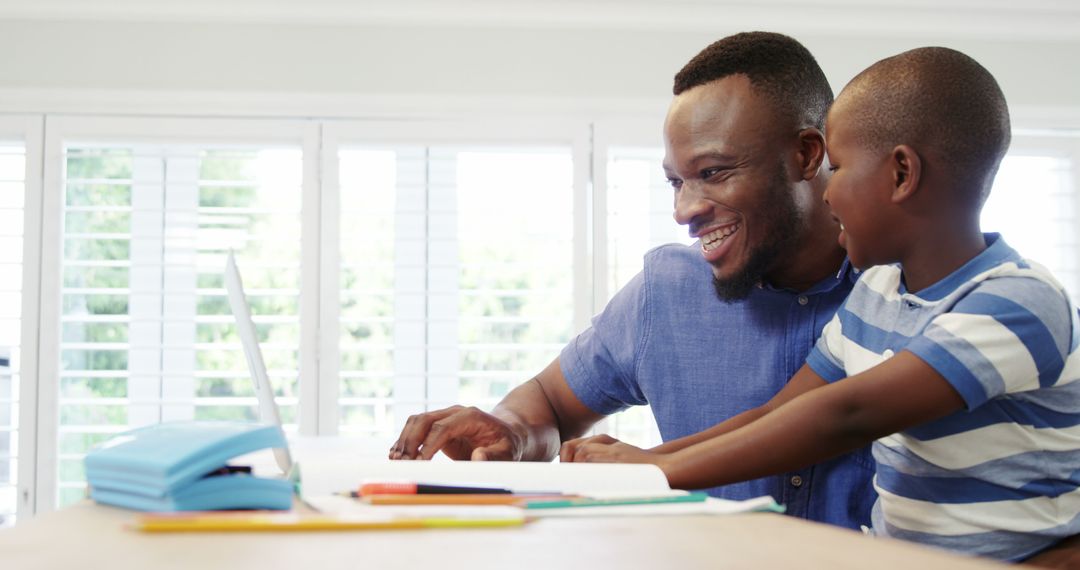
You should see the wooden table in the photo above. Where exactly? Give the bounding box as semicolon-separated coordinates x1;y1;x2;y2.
0;502;1007;570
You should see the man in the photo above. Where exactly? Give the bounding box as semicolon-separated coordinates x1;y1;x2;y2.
389;31;875;529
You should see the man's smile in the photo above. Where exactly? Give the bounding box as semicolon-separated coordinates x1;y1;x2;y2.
695;221;741;263
701;223;740;253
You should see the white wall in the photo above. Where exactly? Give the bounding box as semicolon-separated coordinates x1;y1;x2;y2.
0;11;1077;128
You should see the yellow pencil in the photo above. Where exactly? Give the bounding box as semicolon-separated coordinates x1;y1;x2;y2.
132;512;527;533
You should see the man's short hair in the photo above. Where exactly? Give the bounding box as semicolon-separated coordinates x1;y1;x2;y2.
673;31;834;131
840;47;1011;205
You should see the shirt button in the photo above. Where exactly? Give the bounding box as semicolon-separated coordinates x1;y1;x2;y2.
790;475;804;488
797;296;808;306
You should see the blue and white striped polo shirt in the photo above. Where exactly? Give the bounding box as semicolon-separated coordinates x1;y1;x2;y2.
806;233;1080;561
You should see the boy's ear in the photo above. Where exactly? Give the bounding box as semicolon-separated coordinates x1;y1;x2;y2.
890;144;921;203
795;128;826;181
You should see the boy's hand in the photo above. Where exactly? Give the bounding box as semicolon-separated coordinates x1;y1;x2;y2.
560;434;658;465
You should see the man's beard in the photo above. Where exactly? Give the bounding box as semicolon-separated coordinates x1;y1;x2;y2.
712;167;803;302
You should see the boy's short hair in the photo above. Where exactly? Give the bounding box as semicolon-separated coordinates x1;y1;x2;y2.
839;47;1011;206
673;31;834;131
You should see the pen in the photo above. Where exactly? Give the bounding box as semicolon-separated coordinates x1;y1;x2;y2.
358;482;514;496
364;494;530;506
359;492;575;505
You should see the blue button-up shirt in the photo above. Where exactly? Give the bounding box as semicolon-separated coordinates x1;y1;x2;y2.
561;242;875;529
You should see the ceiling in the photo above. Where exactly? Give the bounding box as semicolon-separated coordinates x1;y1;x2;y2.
0;0;1077;41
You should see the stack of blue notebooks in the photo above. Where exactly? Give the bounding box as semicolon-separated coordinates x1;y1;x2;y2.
85;421;294;512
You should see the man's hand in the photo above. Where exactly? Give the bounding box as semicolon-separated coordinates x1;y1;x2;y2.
387;359;606;462
560;434;661;466
388;405;526;461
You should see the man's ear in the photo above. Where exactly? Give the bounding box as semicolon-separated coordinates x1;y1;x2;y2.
891;144;921;203
796;128;826;181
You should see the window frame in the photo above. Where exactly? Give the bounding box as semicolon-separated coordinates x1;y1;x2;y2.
0;114;45;522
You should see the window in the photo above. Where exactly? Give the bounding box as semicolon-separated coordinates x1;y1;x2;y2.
601;147;694;449
36;117;314;510
0;116;42;526
333;140;577;437
13;115;1080;520
335;148;402;436
0;116;41;526
981;134;1080;302
605;147;693;293
55;143;305;506
452;149;576;408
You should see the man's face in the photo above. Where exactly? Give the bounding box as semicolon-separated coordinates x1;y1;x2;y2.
663;75;803;301
822;98;895;269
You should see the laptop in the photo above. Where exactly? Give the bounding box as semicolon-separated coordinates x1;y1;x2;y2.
223;252;687;506
224;252;385;499
224;251;295;478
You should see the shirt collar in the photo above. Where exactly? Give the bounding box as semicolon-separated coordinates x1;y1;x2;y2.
899;233;1017;301
760;257;857;296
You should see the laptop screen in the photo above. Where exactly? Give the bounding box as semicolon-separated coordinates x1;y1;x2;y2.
224;251;294;475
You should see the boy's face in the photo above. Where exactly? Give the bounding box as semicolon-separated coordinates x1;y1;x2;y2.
822;101;898;270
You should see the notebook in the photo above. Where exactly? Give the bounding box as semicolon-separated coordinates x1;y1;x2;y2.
83;252;298;512
85;422;293;511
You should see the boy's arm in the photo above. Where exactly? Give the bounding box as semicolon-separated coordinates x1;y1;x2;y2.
1023;534;1080;568
569;351;965;491
561;365;827;461
663;351;964;489
565;309;847;461
647;365;828;454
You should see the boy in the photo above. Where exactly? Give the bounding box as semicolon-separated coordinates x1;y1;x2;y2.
562;47;1080;562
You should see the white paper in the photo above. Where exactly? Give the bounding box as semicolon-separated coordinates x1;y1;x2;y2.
305;495;526;521
298;458;671;499
307;493;779;519
525;496;782;518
